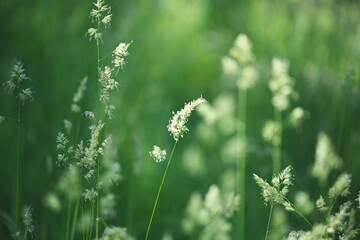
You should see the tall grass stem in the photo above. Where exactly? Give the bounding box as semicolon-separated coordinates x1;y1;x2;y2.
145;141;178;240
273;109;282;175
237;89;247;240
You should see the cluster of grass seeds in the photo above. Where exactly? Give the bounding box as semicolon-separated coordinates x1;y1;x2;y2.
254;130;360;240
46;0;132;239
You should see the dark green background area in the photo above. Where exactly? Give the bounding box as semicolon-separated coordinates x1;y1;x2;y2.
1;0;360;239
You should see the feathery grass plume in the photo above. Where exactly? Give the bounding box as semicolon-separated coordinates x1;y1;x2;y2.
269;58;295;111
4;61;34;104
63;119;72;133
72;76;88;113
262;120;281;145
98;135;122;220
182;185;239;240
311;132;342;185
87;0;111;44
253;166;294;210
56;132;71;166
316;195;328;213
0;116;4;124
167;96;207;141
58;164;82;201
288;107;308;129
149;145;167;163
328;173;351;199
253;166;314;240
43;192;62;212
112;42;131;69
100;226;134;240
22;205;35;238
229;34;254;65
327;201;351;235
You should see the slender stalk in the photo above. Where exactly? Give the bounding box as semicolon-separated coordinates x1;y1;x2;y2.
65;197;72;240
283;197;313;228
15;100;21;230
145;141;178;240
265;204;273;240
95;18;101;240
237;89;247;240
70;198;80;240
273;109;282;175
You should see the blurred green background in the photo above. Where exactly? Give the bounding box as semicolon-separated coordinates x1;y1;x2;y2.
1;0;360;239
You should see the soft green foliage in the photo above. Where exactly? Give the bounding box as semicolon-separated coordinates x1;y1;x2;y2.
182;185;239;240
311;132;343;185
2;0;360;239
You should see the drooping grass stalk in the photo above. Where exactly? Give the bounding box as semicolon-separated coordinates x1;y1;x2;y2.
237;89;247;240
283;196;313;228
145;141;178;240
273;109;282;175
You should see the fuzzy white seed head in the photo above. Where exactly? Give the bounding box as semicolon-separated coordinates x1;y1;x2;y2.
230;34;254;65
167;97;206;141
112;42;131;69
149;145;167;163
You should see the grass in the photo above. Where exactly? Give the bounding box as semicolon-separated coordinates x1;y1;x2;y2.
1;0;360;239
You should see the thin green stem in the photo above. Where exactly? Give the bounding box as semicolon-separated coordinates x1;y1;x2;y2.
15;100;21;230
237;89;247;240
145;141;178;240
70;198;80;240
265;204;273;240
327;197;338;220
65;197;72;240
273;109;282;175
95;18;101;240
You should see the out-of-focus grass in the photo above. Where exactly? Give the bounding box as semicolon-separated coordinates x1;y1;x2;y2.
0;0;360;239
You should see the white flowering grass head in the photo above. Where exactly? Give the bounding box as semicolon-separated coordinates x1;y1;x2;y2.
311;132;342;184
149;145;167;163
112;42;132;69
269;58;295;111
262;120;281;145
100;226;134;240
253;166;294;211
167;96;206;141
328;173;351;199
316;195;328;212
230;33;254;65
87;0;112;44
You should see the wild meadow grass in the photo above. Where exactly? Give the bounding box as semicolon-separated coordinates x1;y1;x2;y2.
1;0;360;239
